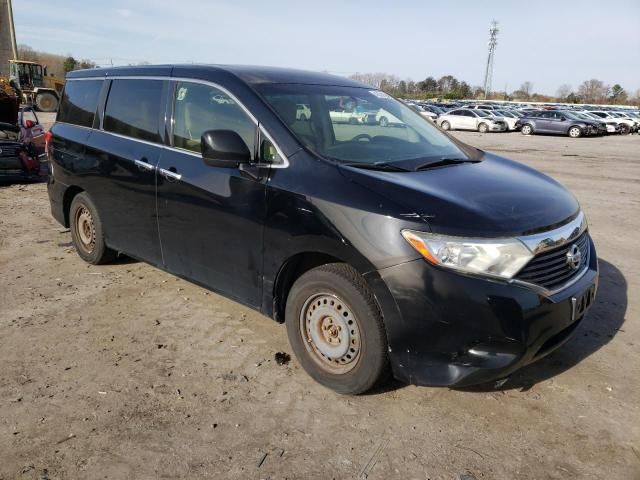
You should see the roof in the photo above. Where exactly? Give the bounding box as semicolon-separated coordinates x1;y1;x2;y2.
9;60;41;65
66;64;370;88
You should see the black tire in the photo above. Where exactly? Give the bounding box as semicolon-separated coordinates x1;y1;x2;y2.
299;114;307;121
478;122;489;133
69;192;117;265
378;116;389;127
521;124;534;135
35;92;58;112
440;120;451;131
285;263;390;395
619;124;630;135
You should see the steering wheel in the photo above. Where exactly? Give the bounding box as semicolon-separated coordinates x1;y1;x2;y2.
352;134;372;142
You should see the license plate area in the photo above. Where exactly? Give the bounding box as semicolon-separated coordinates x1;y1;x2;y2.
571;284;596;321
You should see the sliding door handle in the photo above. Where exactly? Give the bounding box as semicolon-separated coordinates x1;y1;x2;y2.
159;167;182;181
134;159;155;171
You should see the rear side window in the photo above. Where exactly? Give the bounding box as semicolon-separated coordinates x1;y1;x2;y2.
104;79;163;143
57;80;103;128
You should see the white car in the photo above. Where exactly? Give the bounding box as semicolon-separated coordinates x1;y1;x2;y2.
437;108;508;133
481;109;519;131
587;111;636;134
375;109;403;127
407;103;438;122
329;109;367;124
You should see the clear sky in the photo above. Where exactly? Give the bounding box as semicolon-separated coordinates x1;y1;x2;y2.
12;0;640;95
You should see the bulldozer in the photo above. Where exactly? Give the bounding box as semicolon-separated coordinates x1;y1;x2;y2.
7;59;65;112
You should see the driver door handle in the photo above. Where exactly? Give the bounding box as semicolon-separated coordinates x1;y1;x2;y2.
159;167;182;181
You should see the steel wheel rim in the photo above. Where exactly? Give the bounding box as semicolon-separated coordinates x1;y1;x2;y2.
299;293;361;374
75;206;96;253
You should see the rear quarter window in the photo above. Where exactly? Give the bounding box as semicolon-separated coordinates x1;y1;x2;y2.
104;79;164;143
57;80;103;128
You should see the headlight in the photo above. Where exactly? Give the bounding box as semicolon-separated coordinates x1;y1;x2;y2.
401;230;534;280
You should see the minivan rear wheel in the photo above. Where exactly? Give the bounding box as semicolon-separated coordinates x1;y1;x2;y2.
285;263;389;394
70;192;117;265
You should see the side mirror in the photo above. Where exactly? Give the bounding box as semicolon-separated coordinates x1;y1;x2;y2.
201;130;251;168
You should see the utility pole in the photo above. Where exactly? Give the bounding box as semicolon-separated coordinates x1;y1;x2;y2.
482;20;499;99
1;0;19;75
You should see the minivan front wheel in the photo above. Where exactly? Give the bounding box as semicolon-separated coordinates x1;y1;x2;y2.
285;263;389;394
70;192;117;265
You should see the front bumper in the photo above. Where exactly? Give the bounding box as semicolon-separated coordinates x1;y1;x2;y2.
370;235;599;387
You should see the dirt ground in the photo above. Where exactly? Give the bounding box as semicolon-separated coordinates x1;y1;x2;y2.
1;117;639;479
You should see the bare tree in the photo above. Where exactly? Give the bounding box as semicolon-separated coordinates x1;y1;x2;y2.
556;84;572;101
520;81;533;99
349;72;398;90
17;44;38;61
578;79;609;103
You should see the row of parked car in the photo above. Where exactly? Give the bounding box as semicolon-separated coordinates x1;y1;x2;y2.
402;100;640;138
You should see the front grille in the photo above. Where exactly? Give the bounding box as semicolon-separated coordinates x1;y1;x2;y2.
516;231;589;291
0;144;21;158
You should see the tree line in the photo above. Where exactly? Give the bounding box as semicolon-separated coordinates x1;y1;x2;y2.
17;44;96;78
11;45;638;105
349;72;639;105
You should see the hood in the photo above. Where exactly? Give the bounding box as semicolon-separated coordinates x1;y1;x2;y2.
338;152;580;237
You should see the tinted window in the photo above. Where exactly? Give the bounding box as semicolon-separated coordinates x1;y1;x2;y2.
462;110;476;117
57;80;103;128
173;82;256;158
104;79;163;143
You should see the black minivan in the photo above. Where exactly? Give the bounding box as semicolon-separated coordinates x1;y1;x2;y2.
47;65;598;394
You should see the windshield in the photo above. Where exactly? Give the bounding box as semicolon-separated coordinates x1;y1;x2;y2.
475;110;491;117
258;84;466;165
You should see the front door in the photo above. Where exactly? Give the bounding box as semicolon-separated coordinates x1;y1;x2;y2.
156;81;267;307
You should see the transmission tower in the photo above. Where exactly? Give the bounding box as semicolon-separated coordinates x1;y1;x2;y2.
482;20;499;99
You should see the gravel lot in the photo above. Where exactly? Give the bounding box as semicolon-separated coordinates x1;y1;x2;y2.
1;116;639;479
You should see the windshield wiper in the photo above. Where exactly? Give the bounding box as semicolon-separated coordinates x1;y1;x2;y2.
414;157;479;171
342;161;411;172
